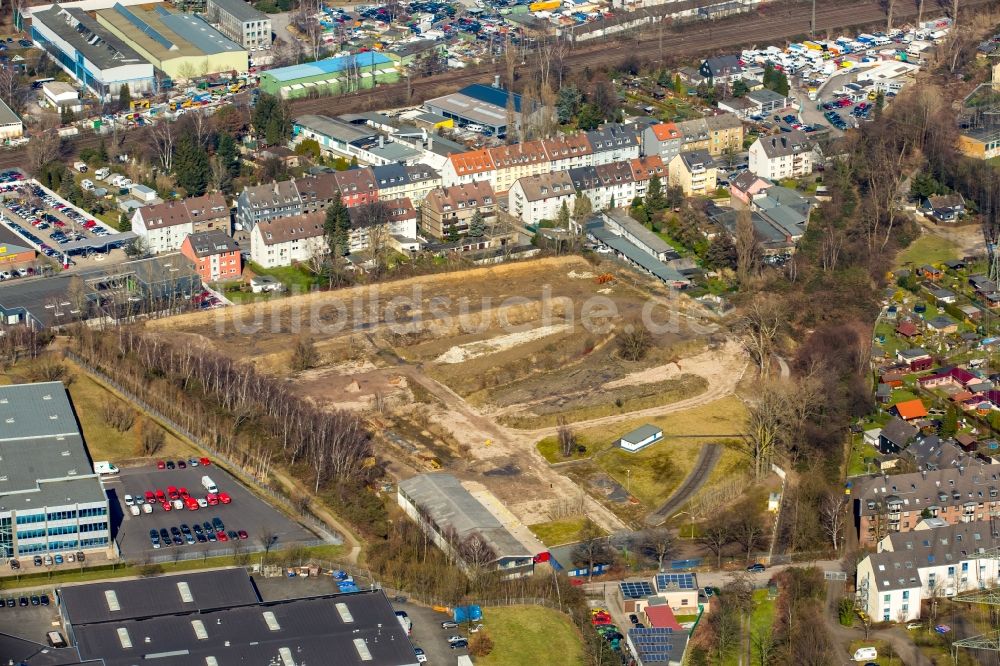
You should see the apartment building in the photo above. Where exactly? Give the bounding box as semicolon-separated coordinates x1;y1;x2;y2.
441;148;496;187
748;131;814;180
641;122;683;163
856;518;1000;622
540;133;593;171
205;0;271;51
668;150;717;196
508;171;576;226
586;125;641;165
853;464;1000;547
131;193;230;254
421;181;496;239
630;155;667;199
372;163;441;204
180;229;241;283
249;211;326;268
0;382;111;560
346;197;418;253
236;179;302;230
488;140;551;193
568;162;637;210
675;114;744;156
334;168;378;207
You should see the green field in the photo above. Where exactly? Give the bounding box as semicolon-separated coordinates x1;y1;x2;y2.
721;589;776;666
247;261;320;292
896;234;960;268
528;517;604;547
475;605;585;666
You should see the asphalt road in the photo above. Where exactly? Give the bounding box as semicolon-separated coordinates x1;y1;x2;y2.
645;443;722;526
106;463;319;561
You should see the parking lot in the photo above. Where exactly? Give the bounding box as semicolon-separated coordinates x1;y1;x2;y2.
106;461;319;561
0;585;62;647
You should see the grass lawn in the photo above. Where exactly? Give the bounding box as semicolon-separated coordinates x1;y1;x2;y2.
576;396;746;509
62;359;195;462
247;261;319;292
847;437;881;477
537;434;600;463
528;517;603;547
721;589;775;666
896;234;960;269
475;605;585;666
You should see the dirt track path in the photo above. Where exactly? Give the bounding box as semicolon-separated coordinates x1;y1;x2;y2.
389;340;749;534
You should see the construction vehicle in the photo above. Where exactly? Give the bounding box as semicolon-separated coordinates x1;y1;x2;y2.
130;99;150;111
595;273;614;284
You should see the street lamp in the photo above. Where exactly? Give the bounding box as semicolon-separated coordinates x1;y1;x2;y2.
672;510;695;540
625;469;631;494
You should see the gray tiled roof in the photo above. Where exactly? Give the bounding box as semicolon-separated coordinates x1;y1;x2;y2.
855;463;1000;517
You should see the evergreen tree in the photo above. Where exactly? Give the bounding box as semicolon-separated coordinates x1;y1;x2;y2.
556;85;583;124
645;174;666;213
576;104;603;131
732;79;749;98
572;191;593;223
60;106;74;125
705;233;737;270
118;83;131;112
468;209;485;237
324;192;351;257
673;74;685;97
763;64;789;96
557;200;570;228
174;134;210;196
97;138;109;164
941;406;959;438
217;133;240;180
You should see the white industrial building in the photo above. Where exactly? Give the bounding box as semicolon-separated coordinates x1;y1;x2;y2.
30;3;155;101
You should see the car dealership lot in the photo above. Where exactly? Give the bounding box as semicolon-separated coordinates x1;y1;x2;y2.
106;463;318;561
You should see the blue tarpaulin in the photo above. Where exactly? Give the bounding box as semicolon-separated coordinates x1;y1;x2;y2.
454;605;483;622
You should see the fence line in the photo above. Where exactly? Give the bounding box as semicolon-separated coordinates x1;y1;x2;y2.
143;538;328;565
65;351;342;547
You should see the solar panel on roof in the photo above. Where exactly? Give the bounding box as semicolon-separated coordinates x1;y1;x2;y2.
619;581;654;599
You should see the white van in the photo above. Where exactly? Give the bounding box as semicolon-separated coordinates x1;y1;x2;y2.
95;167;111;180
202;475;218;493
81;179;95;192
853;647;877;662
94;461;120;476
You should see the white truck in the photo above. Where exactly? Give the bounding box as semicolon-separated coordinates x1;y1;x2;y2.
95;167;111;181
94;461;120;476
201;475;218;493
395;611;412;635
73;161;87;173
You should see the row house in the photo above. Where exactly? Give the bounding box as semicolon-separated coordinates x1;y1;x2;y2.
131;193;230;254
489;140;551;193
249;211;326;269
508;171;576;226
630;156;666;200
541;133;593;171
856;519;1000;622
293;172;340;215
346;197;418;253
568;162;637;211
334;168;379;207
641;123;684;163
421;181;497;239
586;125;642;165
236;179;303;231
441;148;495;187
372;163;441;204
853;464;1000;547
675;114;744;157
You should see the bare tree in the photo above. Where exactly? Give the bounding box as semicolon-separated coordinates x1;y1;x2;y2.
290;335;319;372
27;131;62;175
556;416;577;458
731;503;767;561
698;521;733;568
617;321;652;361
258;529;279;560
140;422;166;456
737;296;784;379
634;528;676;571
458;532;497;577
820;492;847;551
148;120;176;172
752;626;777;666
571;519;613;580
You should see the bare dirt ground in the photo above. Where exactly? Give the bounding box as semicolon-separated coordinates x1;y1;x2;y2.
149;257;746;534
917;218;984;257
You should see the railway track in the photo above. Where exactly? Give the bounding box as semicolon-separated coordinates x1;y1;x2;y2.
0;0;992;169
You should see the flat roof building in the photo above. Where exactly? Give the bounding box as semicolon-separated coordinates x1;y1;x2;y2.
260;52;398;99
0;382;111;559
205;0;271;51
58;569;420;666
424;85;519;137
95;3;247;81
398;473;536;578
31;4;155;101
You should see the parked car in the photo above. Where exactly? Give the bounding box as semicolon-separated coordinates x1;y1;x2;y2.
746;563;766;573
218;492;232;504
441;621;458;629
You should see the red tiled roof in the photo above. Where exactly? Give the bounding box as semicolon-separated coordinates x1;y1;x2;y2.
650;123;681;141
644;605;682;631
449;149;496;175
894;399;928;420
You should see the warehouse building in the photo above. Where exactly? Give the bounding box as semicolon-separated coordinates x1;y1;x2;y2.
59;569;420;666
96;3;247;81
30;3;155;101
0;97;22;141
205;0;271;51
259;52;398;99
398;473;537;578
0;382;111;561
424;83;524;137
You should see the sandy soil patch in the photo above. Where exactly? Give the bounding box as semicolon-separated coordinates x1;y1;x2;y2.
603;339;746;390
434;324;573;364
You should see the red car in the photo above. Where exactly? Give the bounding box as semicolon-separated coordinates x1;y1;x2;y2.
156;460;166;470
179;487;189;498
184;497;199;511
237;530;248;540
144;491;155;503
161;501;172;512
199;457;211;466
216;531;228;542
206;493;219;506
167;486;179;500
218;492;231;505
155;489;166;503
